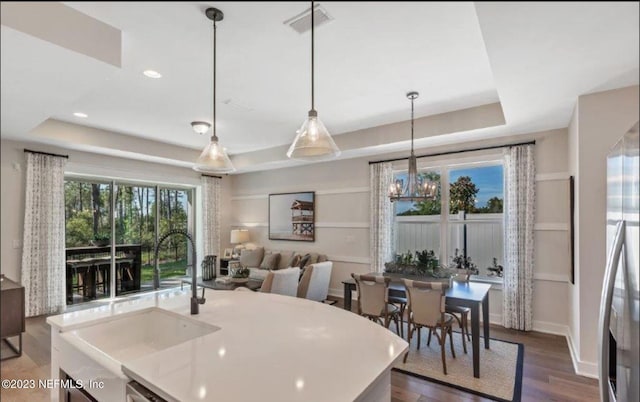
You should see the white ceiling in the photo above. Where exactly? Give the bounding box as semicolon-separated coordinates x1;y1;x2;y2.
1;2;638;171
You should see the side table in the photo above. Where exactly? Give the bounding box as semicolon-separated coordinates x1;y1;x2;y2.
1;276;25;360
219;258;239;276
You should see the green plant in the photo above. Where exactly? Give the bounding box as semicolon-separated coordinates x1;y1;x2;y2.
487;257;503;277
450;248;479;275
93;232;110;241
231;267;250;279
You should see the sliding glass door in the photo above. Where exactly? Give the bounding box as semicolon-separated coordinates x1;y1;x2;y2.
64;178;194;304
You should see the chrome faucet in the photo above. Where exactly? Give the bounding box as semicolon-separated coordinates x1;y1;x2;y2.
155;229;205;314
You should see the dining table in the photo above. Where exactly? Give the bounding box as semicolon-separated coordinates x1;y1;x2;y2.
342;273;492;378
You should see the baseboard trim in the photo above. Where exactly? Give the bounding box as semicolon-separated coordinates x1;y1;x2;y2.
566;330;599;379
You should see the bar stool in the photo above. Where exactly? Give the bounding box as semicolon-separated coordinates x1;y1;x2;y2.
93;258;111;296
71;258;95;299
116;257;134;294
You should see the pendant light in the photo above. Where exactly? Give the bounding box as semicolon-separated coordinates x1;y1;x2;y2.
287;1;340;161
389;92;438;202
193;7;235;174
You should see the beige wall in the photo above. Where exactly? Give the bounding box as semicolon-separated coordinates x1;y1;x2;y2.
230;127;571;331
0;138;223;282
568;85;640;376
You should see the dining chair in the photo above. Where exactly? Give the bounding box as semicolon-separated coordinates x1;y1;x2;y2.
445;269;472;353
297;262;332;302
351;274;401;336
402;279;455;375
260;267;300;297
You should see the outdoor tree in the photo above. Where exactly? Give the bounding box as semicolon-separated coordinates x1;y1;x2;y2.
485;196;503;213
449;176;478;214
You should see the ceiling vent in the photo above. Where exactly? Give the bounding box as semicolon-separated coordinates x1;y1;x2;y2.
284;4;333;34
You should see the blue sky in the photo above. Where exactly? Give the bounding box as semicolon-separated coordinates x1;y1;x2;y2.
450;165;503;206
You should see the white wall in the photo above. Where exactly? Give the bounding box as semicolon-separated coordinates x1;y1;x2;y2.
0;138;228;282
568;85;640;377
229;128;571;331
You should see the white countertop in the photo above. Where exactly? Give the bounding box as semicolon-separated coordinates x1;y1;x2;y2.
48;289;408;402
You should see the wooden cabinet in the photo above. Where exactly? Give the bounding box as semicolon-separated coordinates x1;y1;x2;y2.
1;276;25;360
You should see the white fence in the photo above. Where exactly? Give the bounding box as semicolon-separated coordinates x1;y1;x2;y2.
394;213;503;276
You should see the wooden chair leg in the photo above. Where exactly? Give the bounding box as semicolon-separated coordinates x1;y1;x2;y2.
417;326;422;350
448;326;456;358
403;350;409;364
394;315;400;336
427;327;432;346
438;329;447;375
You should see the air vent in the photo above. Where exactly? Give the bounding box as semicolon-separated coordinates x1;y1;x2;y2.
284;4;333;34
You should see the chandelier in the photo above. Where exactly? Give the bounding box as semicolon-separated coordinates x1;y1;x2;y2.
389;92;438;202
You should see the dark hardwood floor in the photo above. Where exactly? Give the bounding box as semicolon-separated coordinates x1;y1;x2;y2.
0;298;599;402
329;296;600;402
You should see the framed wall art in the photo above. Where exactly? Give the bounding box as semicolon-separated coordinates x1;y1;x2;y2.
269;191;315;242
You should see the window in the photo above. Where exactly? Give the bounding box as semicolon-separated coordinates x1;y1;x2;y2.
64;178;194;304
393;161;504;280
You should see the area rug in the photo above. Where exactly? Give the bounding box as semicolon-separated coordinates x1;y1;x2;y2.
392;331;524;402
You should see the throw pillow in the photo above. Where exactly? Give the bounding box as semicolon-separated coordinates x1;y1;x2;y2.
260;253;280;270
298;254;311;268
239;247;264;268
288;254;301;268
307;253;320;266
278;251;295;270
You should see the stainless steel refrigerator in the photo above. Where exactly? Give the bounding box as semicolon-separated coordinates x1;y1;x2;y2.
599;121;639;402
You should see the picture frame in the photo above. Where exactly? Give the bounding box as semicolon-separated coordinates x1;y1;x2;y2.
269;191;315;242
223;248;233;259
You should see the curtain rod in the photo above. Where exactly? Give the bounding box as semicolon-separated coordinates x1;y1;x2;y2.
201;174;223;179
368;140;536;165
23;149;69;159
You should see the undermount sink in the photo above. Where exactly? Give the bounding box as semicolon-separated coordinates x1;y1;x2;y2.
61;307;219;366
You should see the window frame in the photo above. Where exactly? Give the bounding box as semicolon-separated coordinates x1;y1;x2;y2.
392;152;504;283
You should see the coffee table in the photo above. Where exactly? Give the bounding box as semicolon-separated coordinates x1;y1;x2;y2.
182;277;263;297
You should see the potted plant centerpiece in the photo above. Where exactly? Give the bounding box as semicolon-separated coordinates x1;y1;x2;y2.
384;249;453;284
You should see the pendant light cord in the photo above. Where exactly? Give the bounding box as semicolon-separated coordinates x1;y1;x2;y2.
311;0;315;111
213;17;217;139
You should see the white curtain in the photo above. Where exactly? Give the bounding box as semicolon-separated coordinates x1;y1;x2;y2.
202;176;221;258
370;162;394;273
502;145;536;331
21;152;67;317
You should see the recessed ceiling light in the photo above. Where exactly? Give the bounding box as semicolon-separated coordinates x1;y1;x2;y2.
143;70;162;79
73;112;88;118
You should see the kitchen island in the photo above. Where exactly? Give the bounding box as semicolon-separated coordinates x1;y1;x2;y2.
47;288;407;401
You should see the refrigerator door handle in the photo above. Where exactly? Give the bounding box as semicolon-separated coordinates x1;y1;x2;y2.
598;220;625;402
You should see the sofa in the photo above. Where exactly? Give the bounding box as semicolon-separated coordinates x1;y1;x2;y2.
237;247;329;281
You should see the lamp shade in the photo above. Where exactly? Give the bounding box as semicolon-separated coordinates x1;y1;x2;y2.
230;229;250;244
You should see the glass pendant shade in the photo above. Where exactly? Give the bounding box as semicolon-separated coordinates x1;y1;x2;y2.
194;135;235;173
193;7;235;174
287;110;341;160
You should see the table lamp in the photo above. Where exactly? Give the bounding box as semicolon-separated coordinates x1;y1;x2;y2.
230;229;250;258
